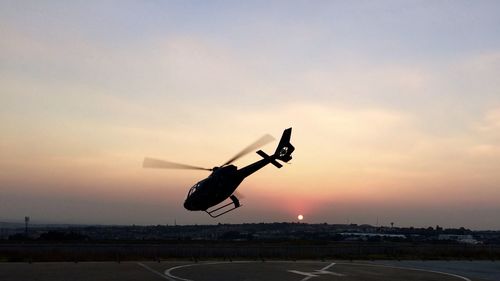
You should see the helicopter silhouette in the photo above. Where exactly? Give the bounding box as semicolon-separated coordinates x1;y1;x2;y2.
143;128;294;217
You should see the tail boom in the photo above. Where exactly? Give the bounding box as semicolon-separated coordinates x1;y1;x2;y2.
257;127;294;168
256;150;282;168
236;127;294;178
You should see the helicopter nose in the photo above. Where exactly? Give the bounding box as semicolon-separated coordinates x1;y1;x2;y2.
183;199;193;210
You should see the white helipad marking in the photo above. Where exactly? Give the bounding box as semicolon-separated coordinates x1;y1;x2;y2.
316;262;345;276
338;262;472;281
164;260;472;281
165;261;259;281
288;270;318;277
320;262;336;271
315;270;345;276
288;262;345;281
164;261;325;281
137;262;176;281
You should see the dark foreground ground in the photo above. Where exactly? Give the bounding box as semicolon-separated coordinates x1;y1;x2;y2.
2;242;499;261
0;260;498;281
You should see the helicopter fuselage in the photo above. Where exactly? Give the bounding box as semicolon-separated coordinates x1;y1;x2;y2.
183;157;271;211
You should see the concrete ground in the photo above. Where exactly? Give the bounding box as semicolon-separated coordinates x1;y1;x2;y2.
374;260;500;281
0;260;497;281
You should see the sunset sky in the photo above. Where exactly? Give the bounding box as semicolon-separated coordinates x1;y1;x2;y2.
1;1;500;229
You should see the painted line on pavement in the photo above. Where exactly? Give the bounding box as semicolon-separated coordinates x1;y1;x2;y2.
137;262;177;281
338;262;472;281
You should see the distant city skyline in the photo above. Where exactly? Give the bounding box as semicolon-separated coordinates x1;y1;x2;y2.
1;1;500;229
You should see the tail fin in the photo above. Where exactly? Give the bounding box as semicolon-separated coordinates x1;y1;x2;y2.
274;127;294;162
256;128;295;168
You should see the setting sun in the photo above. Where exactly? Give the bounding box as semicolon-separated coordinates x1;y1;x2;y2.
298;215;304;221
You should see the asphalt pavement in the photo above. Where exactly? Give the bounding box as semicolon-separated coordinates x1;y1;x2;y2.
0;260;497;281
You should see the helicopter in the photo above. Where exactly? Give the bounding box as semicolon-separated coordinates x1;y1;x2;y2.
143;128;294;217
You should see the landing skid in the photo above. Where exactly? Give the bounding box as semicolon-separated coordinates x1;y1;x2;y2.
205;195;241;218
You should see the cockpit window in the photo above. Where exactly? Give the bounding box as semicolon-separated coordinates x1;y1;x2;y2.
188;181;203;196
188;185;198;196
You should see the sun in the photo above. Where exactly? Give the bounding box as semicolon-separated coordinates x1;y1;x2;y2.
297;214;304;221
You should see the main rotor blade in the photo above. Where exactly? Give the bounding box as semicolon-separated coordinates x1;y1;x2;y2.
143;157;211;171
222;134;275;166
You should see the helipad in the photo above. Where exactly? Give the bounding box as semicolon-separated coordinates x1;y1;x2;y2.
0;260;496;281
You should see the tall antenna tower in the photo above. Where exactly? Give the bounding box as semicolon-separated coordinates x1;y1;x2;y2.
24;216;30;236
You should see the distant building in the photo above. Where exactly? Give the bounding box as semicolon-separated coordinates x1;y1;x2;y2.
438;234;480;244
340;232;406;239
